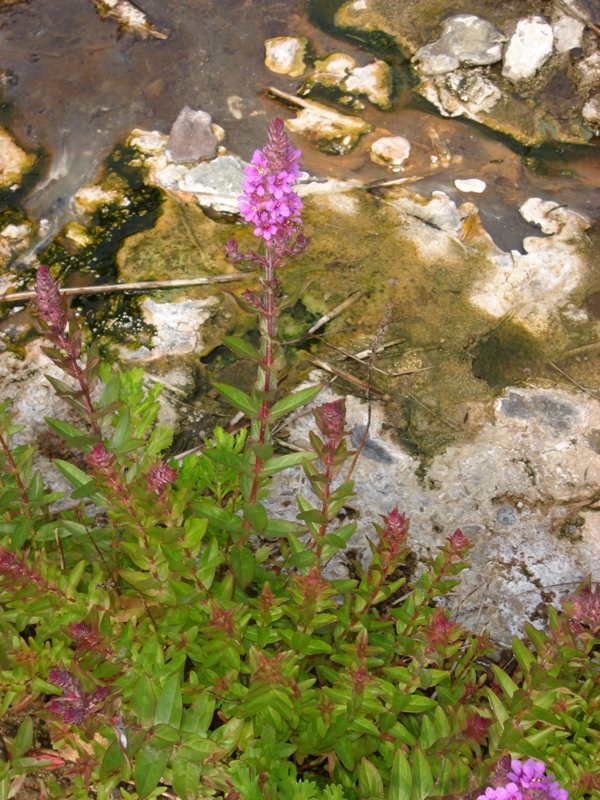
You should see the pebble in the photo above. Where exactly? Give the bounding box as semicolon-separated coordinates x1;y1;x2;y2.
454;178;486;193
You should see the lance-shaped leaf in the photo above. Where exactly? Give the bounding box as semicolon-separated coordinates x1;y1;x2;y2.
269;385;322;422
222;335;263;363
212;383;262;418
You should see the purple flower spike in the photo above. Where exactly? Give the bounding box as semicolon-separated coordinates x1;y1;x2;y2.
480;759;568;800
238;118;303;243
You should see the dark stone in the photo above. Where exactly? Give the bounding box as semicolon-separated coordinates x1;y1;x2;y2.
499;392;578;432
497;506;517;526
351;425;394;463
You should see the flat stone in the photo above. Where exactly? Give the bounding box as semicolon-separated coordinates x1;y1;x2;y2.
285;98;373;155
177;155;245;212
370;136;411;168
264;36;308;78
167;107;218;163
414;14;504;76
304;53;392;109
502;17;554;82
454;178;486;193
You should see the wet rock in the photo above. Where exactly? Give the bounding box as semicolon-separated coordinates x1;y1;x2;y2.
582;93;600;133
0;222;30;268
123;296;217;362
414;15;504;75
502;17;554;82
417;68;502;121
0;126;35;189
74;185;124;214
167;107;219;164
93;0;168;39
454;178;486;193
303;53;393;109
370;136;411;169
343;61;393;109
284;95;373;155
264;36;308;78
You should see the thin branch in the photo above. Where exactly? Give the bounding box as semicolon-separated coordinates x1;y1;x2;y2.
1;274;244;304
307;292;364;335
303;354;391;401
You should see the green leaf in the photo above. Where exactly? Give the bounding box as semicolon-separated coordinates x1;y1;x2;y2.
172;760;202;800
491;664;519;699
261;451;318;475
222;336;263;363
212;383;261;418
399;695;437;714
242;502;268;533
152;724;180;749
359;758;384;798
389;749;412;800
112;407;132;448
204;449;252;475
155;674;182;728
53;459;106;505
334;737;354;771
411;750;433;800
230;545;255;588
102;738;126;771
512;637;535;673
134;744;171;798
269;385;321;422
131;674;156;728
12;717;33;759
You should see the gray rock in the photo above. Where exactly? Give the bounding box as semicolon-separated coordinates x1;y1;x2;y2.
179;154;245;198
502;17;554;82
414;14;504;75
167;106;218;163
500;392;578;433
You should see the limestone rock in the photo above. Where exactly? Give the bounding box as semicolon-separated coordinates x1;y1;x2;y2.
264;36;308;78
414;15;504;75
502;17;554;82
167;107;218;164
370;136;411;169
74;185;123;214
454;178;486;193
123;297;217;361
304;53;393;109
552;12;585;53
177;155;245;213
284;97;373;155
583;94;600;132
417;68;502;121
0;126;35;189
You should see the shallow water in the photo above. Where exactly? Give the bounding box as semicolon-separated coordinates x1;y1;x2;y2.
1;0;599;253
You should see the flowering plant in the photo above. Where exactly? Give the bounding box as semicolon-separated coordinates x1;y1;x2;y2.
0;120;597;800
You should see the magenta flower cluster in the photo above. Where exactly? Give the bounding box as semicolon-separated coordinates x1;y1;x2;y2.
238;118;303;241
479;760;568;800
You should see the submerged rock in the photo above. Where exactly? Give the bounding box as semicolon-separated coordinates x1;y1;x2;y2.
370;136;411;169
454;178;486;193
166;107;218;163
418;67;502;120
414;14;504;75
282;94;373;154
502;17;554;82
0;222;30;268
264;36;308;78
93;0;168;39
303;53;393;109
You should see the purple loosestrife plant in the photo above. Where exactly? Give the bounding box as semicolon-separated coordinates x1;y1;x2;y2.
479;760;569;800
216;118;317;549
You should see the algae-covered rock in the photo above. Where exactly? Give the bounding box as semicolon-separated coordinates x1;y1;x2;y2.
0;126;35;189
264;36;308;78
283;96;373;154
302;52;393;109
